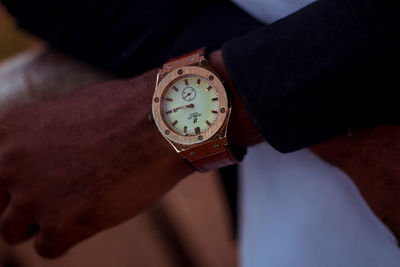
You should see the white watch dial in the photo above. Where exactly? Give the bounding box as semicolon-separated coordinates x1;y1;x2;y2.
161;75;220;136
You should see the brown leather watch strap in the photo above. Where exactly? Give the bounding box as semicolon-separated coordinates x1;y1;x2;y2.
190;149;238;173
162;48;205;74
164;48;239;172
179;138;238;173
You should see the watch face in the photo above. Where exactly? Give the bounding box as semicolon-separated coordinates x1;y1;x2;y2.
161;75;220;137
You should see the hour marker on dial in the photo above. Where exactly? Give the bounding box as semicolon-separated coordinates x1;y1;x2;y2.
161;74;220;139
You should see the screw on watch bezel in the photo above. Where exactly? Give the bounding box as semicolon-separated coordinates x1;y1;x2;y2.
152;66;229;147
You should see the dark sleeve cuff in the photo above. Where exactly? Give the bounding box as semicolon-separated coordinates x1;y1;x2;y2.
222;0;400;153
1;0;262;77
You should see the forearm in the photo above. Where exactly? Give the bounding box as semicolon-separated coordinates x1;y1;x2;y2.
74;50;262;181
0;52;261;257
0;66;196;258
1;0;264;150
5;0;400;154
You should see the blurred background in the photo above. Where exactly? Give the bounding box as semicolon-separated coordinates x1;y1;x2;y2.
0;4;237;267
0;6;39;61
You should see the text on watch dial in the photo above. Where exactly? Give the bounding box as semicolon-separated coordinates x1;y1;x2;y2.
162;75;220;136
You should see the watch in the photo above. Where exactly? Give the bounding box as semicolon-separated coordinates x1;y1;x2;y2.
152;48;243;173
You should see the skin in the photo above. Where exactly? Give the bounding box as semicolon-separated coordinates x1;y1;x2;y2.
0;49;399;258
311;125;400;241
0;69;193;258
0;50;260;258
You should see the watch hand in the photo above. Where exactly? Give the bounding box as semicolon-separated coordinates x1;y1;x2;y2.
183;92;191;99
170;103;194;113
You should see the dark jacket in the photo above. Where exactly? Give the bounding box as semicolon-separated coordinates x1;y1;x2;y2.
2;0;399;152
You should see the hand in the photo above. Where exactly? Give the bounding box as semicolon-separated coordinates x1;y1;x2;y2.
311;125;400;240
0;69;193;258
0;50;262;258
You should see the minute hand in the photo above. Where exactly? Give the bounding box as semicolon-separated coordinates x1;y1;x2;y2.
171;103;194;113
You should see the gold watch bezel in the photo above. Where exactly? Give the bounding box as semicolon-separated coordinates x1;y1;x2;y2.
152;66;229;146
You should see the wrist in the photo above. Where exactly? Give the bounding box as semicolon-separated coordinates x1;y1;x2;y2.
146;74;195;178
121;69;194;179
149;48;263;173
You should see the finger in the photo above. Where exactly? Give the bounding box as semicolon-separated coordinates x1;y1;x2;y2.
34;226;93;259
0;204;36;245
